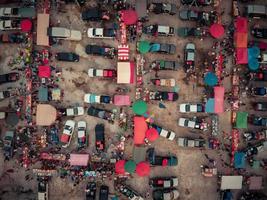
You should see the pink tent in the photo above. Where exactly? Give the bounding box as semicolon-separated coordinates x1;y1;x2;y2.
38;66;51;78
236;48;248;64
209;23;225;38
214;86;225;114
235;17;248;33
120;10;138;25
114;95;131;106
69;154;89;166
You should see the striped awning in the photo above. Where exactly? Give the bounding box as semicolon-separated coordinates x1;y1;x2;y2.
118;44;129;61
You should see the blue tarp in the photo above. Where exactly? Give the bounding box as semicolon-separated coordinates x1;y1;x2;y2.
205;98;215;113
248;59;260;71
234;152;246;169
204;72;218;86
248;46;260;71
248;46;260;58
149;44;160;52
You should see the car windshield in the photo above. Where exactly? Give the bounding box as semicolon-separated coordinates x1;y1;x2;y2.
64;125;72;131
185;105;190;111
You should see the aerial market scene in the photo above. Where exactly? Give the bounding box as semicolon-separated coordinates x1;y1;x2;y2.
0;0;267;199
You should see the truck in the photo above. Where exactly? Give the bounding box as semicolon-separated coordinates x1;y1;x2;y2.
177;137;206;148
0;7;36;18
0;19;21;31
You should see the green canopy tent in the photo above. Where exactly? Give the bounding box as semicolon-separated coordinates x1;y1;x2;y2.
38;86;48;102
235;112;248;129
124;160;136;174
137;41;150;54
132;100;147;115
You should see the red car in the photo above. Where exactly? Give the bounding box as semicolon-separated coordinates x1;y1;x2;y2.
88;68;117;78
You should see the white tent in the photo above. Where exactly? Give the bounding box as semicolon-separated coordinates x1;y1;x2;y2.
220;176;243;190
117;62;135;84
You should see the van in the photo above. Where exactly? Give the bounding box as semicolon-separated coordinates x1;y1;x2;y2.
246;5;267;18
47;27;82;41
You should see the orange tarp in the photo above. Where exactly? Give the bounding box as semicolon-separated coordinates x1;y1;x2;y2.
134;116;147;145
235;32;247;48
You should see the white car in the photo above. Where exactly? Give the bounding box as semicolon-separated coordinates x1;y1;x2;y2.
178;117;207;130
0;20;21;31
87;28;116;38
84;93;112;104
88;68;103;77
0;7;36;18
77;121;87;148
47;27;82;41
152;124;176;141
60;120;75;148
66;107;84;116
179;103;204;113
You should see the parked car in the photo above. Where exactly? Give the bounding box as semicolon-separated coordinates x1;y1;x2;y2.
243;130;267;142
55;52;79;62
148;3;177;15
0;19;21;30
85;182;97;200
115;184;144;200
60;120;75;148
0;7;36;18
95;124;105;152
47;27;82;41
179;103;204;113
87;28;116;38
77;121;87;148
177;137;206;148
0;32;25;43
149;43;176;54
245;5;267;18
149;91;178;101
66;107;84;116
253;102;267;111
85;45;116;59
179;10;199;21
0;72;19;85
3;131;15;159
180;10;217;26
151;78;175;87
0;90;11;100
99;185;109;200
88;68;116;78
251;28;267;39
184;43;196;69
49;126;59;145
244;142;265;157
252;87;267;96
181;0;213;6
143;25;174;36
37;177;48;200
84;93;112;104
153;189;180;200
147;148;178;166
150;60;179;70
149;177;178;188
178;117;208;130
152;124;176;141
81;9;110;21
177;27;207;37
249;116;267;127
87;106;115;123
248;70;267;81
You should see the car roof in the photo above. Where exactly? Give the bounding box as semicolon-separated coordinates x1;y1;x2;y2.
186;43;195;50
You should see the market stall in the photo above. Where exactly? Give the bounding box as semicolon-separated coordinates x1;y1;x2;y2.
36;104;57;126
234;152;246;169
118;44;129;61
220;176;243;190
134;116;148;145
114;95;131;106
117;62;135;84
37;13;50;46
38;66;51;78
69;154;89;166
214;86;224;114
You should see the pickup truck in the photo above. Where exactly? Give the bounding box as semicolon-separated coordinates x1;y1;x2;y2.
47;27;82;41
0;19;21;31
177;137;206;148
0;7;36;18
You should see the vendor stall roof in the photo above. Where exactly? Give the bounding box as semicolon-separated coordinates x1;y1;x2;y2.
36;104;57;126
120;10;138;25
220;176;243;190
235;17;248;33
114;95;131;106
235;112;248;129
234;152;245;169
37;13;49;46
235;32;248;48
249;176;263;190
209;23;224;39
69;154;89;166
118;44;129;61
214;86;224;114
38;86;48;102
117;62;135;84
236;48;248;64
134;116;148;145
38;66;51;78
205;98;215;113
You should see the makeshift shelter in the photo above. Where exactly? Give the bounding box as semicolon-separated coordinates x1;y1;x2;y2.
249;176;263;190
209;23;225;38
234;152;245;169
114;95;131;106
36;104;57;126
236;48;248;64
115;160;126;174
136;162;150;177
37;13;49;46
118;44;129;61
137;41;150;54
134;116;148;145
235;112;248;129
220;176;243;190
38;66;51;78
133;146;147;163
205;98;215;113
69;154;89;166
204;72;218;86
20;19;32;32
145;128;159;142
132;100;147;115
38;86;48;102
214;86;224;114
117;62;135;84
135;0;148;19
124;160;136;174
120;10;138;25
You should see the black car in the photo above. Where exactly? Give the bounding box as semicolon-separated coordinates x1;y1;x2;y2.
0;72;19;85
55;52;79;62
147;148;178;166
3;131;15;160
251;28;267;39
81;9;110;21
85;182;97;200
253;102;267;111
0;33;25;43
95;124;105;152
148;3;177;15
252;87;267;96
179;10;199;21
150;60;180;71
85;45;116;59
249;115;267;127
87;106;115;122
115;184;144;199
153;189;180;200
181;0;213;6
99;185;109;200
244;142;265;157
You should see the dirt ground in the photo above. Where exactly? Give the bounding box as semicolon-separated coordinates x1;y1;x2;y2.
0;0;267;200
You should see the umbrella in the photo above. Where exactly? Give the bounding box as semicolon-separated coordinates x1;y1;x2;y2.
204;72;218;86
115;160;126;174
248;46;260;58
137;41;150;54
145;128;159;142
209;23;224;39
124;160;136;174
20;19;32;32
120;10;138;25
6;113;19;126
136;162;150;177
248;59;259;71
132;100;147;115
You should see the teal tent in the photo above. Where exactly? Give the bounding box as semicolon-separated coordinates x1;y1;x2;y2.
204;72;218;86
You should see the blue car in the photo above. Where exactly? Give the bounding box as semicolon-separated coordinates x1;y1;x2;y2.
252;87;267;96
251;116;267;127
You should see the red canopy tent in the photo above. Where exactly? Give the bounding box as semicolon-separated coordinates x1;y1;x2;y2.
235;17;248;33
38;66;51;78
136;162;150;177
236;48;248;64
120;10;138;25
235;32;248;48
214;86;224;114
209;23;225;39
21;19;32;32
145;128;159;142
115;160;126;174
134;116;148;145
118;44;129;61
